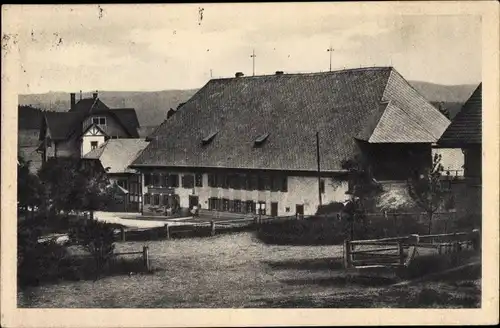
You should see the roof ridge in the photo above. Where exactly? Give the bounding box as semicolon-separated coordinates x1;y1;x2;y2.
209;66;394;81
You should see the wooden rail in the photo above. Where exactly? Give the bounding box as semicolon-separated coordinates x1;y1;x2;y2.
343;229;480;270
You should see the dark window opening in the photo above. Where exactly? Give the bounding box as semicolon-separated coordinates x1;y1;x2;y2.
144;193;151;205
281;176;288;192
153;194;160;206
245;201;256;214
182;174;195;188
208;173;216;187
165;174;179;188
144;173;152;186
195;173;203;187
234;200;242;213
90;141;98;150
222;198;230;212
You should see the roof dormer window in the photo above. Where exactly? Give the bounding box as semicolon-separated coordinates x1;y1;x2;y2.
254;133;269;147
92;117;106;126
202;131;218;145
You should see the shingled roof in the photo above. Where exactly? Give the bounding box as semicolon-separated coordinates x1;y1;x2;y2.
83;138;149;174
438;83;482;146
40;111;81;141
131;67;450;172
41;98;141;140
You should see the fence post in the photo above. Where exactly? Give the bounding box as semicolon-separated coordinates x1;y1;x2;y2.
210;220;215;236
343;239;352;268
143;245;150;271
120;227;126;242
165;224;170;240
471;228;480;251
398;239;405;265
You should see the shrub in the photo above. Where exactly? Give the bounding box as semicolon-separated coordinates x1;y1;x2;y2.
68;218;116;280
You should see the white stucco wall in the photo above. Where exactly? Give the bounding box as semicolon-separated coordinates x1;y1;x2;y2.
81;135;106;156
143;172;349;216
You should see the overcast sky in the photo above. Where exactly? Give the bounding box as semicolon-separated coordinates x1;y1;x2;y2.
8;4;482;94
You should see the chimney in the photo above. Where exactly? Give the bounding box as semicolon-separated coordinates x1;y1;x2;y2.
92;90;98;100
79;90;82;100
235;72;244;78
70;93;76;110
275;71;284;75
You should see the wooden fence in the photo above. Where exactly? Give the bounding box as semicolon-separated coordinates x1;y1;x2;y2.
343;229;480;270
113;245;151;271
115;215;302;241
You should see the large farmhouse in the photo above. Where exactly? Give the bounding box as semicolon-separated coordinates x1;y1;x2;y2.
130;67;450;216
38;92;141;162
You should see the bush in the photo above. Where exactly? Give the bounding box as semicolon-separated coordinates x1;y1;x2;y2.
69;218;116;279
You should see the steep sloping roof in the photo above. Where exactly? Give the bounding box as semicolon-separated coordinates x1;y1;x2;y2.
107;108;140;137
42;111;81;140
439;83;482;146
132;67;449;172
69;98;109;115
44;97;140;139
83;138;149;174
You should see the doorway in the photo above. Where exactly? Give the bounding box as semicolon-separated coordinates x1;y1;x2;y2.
189;195;199;209
296;204;304;217
271;202;278;217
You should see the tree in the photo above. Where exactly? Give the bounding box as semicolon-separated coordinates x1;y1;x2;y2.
437;102;451;119
17;156;44;218
407;153;447;234
340;155;383;239
38;158;113;216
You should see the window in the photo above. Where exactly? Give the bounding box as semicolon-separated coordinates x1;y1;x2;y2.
245;201;256;214
271;175;282;192
195;173;203;187
153;173;162;187
222;198;230;212
153;194;160;206
167;174;179;188
162;194;169;205
92;117;106;126
144;173;152;186
208;198;217;210
319;180;325;194
258;201;266;215
144;193;151;205
281;176;288;192
258;174;270;191
90;141;98;150
216;173;225;188
208;173;216;187
233;200;242;213
182;175;195;188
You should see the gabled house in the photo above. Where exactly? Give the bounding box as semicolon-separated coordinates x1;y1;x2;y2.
81;138;150;212
130;67;450;216
38;92;141;162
